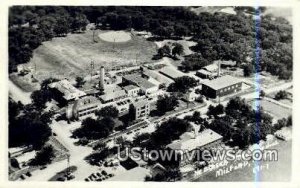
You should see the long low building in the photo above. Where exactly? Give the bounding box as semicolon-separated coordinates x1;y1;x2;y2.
201;75;242;98
158;66;185;80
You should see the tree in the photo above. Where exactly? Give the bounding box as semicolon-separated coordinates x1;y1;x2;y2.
150;118;190;147
157;45;171;58
275;90;288;100
71;13;89;32
72;117;115;140
181;53;210;71
174;24;188;37
156;95;179;115
53;16;70;36
243;63;255;77
259;90;266;99
172;43;184;57
167;76;198;93
29;145;55;166
75;76;85;88
207;104;224;117
9;103;52;149
96;105;119;118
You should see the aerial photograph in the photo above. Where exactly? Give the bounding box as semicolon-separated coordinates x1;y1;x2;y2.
8;6;293;182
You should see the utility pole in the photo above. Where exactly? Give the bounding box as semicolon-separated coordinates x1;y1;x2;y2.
113;38;115;50
93;29;96;43
90;60;95;83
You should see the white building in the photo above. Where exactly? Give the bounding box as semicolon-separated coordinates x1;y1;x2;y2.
132;100;151;120
123;85;140;97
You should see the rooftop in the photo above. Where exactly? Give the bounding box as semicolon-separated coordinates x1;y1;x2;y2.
123;85;140;92
167;129;223;152
123;74;156;90
216;60;236;66
49;79;86;100
159;66;185;79
74;96;100;110
203;63;218;72
202;75;242;90
133;99;150;108
100;89;127;102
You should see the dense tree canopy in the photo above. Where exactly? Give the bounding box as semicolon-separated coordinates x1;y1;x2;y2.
208;97;275;149
9;6;292;80
9;99;52;149
156;94;179;115
167;76;198;93
72;116;116;140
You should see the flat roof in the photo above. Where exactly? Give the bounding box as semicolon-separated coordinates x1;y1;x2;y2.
167;129;223;152
133;99;149;108
202;75;242;91
123;74;156;90
159;66;185;79
100;90;127;102
75;96;100;110
203;63;218;72
49;79;86;100
123;85;140;92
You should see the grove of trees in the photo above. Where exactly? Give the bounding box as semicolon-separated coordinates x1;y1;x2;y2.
9;99;52;150
156;94;179;115
208;97;277;149
9;6;292;80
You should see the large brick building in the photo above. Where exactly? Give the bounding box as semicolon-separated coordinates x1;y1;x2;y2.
201;75;242;98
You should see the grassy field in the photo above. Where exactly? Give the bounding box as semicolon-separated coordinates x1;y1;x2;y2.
26;30;157;82
249;99;292;120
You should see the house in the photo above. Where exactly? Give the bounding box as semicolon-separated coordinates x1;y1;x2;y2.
167;129;223;166
201;75;242;99
150;163;166;177
49;79;86;105
182;89;198;102
196;63;219;79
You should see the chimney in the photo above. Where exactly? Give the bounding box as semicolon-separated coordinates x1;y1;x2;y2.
218;61;221;77
99;66;105;92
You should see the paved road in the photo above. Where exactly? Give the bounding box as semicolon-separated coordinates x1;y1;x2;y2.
26;120;99;181
8;79;32;105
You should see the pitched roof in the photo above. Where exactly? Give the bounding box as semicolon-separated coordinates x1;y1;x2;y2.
167;129;223;152
49;79;86;100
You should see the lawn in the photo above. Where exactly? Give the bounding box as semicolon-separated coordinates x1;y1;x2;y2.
249;99;292;120
26;30;157;82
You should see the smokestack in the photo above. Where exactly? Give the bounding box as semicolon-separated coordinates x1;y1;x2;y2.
99;66;105;92
218;61;221;77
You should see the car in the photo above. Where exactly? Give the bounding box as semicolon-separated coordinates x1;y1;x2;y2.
57;177;65;181
40;166;47;170
275;132;287;141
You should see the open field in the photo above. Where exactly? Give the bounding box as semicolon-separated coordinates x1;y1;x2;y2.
98;31;131;43
249;99;292;120
26;30;157;82
263;7;292;24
